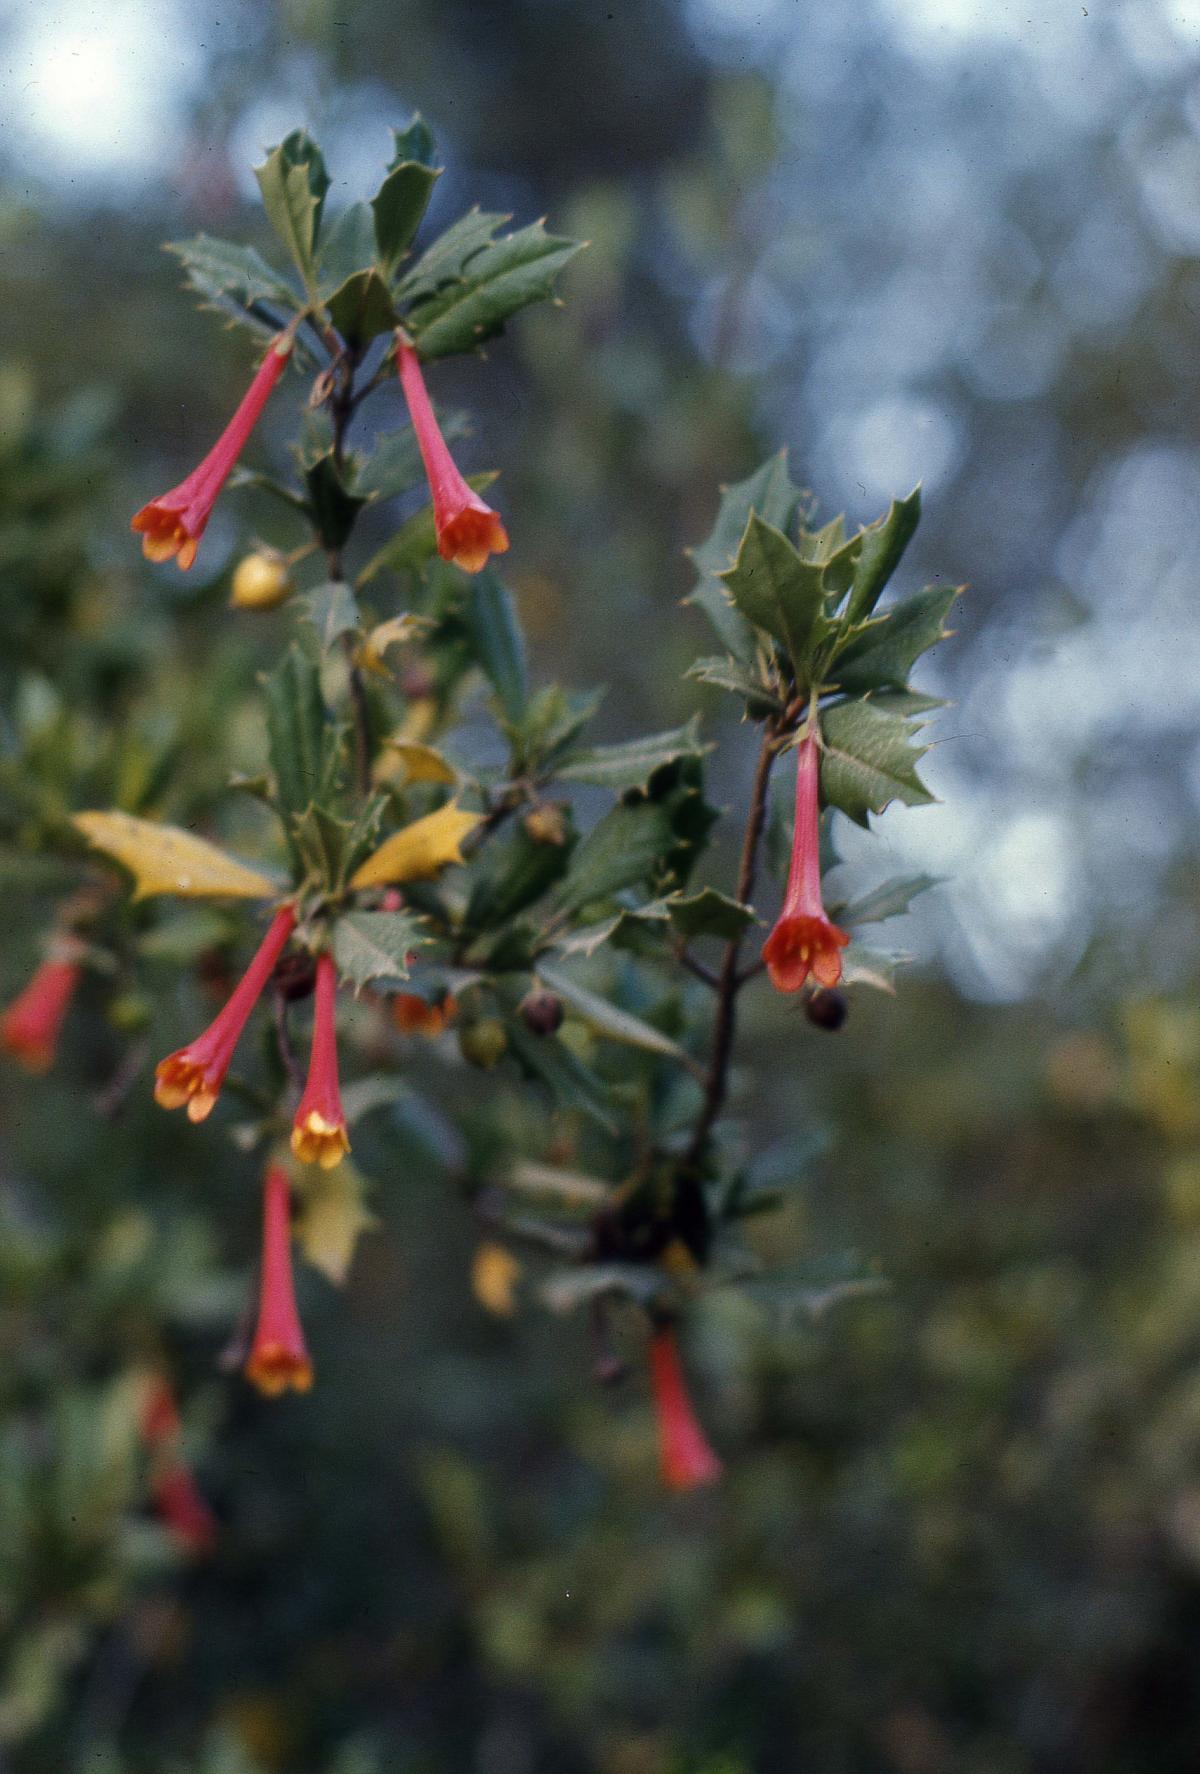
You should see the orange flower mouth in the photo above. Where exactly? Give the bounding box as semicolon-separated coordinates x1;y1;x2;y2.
291;1110;351;1170
761;913;849;993
131;504;199;570
154;1053;221;1121
244;1342;314;1397
438;505;509;573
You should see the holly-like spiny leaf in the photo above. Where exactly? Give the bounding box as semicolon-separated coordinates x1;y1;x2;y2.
332;909;427;990
255;130;331;288
72;812;279;901
685;450;804;663
557;717;710;793
349;802;481;888
819;700;935;827
844;487;922;624
401;219;584;359
831;584;959;693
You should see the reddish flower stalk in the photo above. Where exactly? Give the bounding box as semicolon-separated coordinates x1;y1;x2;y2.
648;1326;722;1492
245;1163;313;1397
291;952;350;1169
761;728;849;993
395;333;509;573
155;905;297;1122
131;334;293;571
0;956;80;1073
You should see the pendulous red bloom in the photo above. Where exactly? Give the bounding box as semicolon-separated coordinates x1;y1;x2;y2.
245;1162;313;1397
151;1464;220;1554
155;905;297;1122
291;952;350;1169
648;1326;723;1492
0;956;80;1073
761;727;849;994
395;333;509;573
131;334;293;571
137;1373;218;1554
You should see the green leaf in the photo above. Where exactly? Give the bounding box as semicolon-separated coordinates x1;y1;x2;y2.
685;450;804;662
300;581;360;651
506;1025;619;1133
686;655;783;713
511;685;603;773
262;643;340;844
664;887;756;941
557;717;709;792
304;452;369;551
841;941;907;993
465;814;577;930
292;803;354;890
255;130;331;287
833;873;938;927
315;201;377;296
395;208;515;305
373;159;441;272
536;963;691;1066
390;116;438;169
166;234;298;318
326;269;399;349
402;219;584;359
352;411;469;501
844;487;922;624
332;910;426;991
819;700;935;827
832;585;959;693
553;798;677;915
868;689;947;717
463;569;529;721
720;512;826;679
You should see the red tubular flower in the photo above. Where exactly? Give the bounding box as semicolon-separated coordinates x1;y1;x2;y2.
152;1463;219;1554
291;953;350;1168
131;335;292;571
137;1374;218;1555
155;905;297;1122
395;334;509;573
648;1326;723;1493
0;957;80;1073
761;728;849;994
245;1163;313;1397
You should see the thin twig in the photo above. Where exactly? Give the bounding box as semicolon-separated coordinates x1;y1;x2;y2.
273;987;304;1094
682;719;780;1170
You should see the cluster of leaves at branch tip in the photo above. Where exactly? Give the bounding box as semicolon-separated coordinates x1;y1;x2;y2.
685;449;961;827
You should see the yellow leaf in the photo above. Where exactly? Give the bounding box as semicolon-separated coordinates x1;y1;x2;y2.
293;1160;377;1286
359;612;431;677
349;801;480;889
73;811;279;902
374;739;459;787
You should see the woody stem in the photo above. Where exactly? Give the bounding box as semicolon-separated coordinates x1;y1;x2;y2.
683;717;780;1171
326;351;372;797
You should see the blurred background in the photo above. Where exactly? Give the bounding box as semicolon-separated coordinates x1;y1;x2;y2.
2;0;1200;1769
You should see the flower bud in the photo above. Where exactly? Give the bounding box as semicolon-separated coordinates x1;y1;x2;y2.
523;803;569;847
231;550;290;610
805;987;848;1032
520;990;564;1036
458;1018;508;1069
274;950;316;1003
